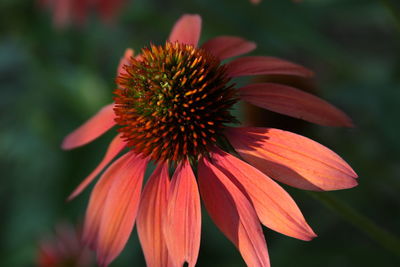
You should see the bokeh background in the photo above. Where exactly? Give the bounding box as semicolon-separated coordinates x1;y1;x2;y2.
1;0;400;266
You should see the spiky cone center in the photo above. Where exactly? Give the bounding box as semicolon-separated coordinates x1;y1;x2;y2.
114;42;238;163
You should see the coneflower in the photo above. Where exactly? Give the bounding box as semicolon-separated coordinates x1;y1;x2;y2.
63;14;357;267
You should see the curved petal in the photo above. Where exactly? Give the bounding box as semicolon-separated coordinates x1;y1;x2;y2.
163;161;201;267
198;157;270;267
137;163;173;267
226;56;314;78
211;147;317;241
239;83;354;127
117;48;134;77
82;152;133;249
62;104;116;150
201;36;256;60
226;127;358;191
68;134;126;201
168;14;202;47
96;153;148;267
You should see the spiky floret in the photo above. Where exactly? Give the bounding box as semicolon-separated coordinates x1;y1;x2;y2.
114;42;238;163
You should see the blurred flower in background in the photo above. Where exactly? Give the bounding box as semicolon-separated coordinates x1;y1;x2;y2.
38;0;127;28
62;14;358;267
37;223;94;267
250;0;262;4
250;0;301;4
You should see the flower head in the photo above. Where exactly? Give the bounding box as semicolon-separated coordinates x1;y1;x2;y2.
114;42;237;163
63;14;358;267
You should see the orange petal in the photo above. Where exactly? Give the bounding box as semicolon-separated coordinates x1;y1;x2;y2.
240;83;354;127
198;157;270;267
201;36;256;60
96;153;148;267
226;127;358;191
82;152;133;249
168;14;202;47
62;104;116;150
211;147;317;241
163;161;201;267
137;163;173;267
68;134;126;201
117;48;134;76
226;56;314;78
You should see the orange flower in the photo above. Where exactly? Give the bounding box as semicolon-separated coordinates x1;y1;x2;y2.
38;0;126;28
63;14;358;267
37;223;94;267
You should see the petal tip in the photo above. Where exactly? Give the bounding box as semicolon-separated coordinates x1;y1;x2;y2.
348;178;359;188
336;115;354;128
61;137;75;150
66;192;77;202
306;69;315;77
304;231;318;241
344;119;355;128
169;14;202;47
249;41;257;51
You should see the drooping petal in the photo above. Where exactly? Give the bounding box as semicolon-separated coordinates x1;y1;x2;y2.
168;14;202;47
211;147;317;241
226;56;314;78
62;104;116;150
198;157;270;267
137;163;173;267
96;153;148;267
239;83;354;127
163;161;201;267
226;127;358;191
68;134;126;201
82;152;133;249
117;48;134;76
201;36;256;60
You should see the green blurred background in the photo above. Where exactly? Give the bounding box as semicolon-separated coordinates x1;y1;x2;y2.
1;0;400;266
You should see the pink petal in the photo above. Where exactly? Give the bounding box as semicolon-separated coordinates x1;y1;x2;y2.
198;157;270;267
226;127;358;191
62;104;116;150
96;153;148;266
117;48;134;76
210;147;317;241
168;14;202;47
226;56;314;78
201;36;256;60
82;152;133;249
163;161;201;267
137;163;173;267
239;83;354;127
68;134;126;200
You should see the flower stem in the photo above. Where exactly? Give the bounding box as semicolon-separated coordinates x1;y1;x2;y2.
308;192;400;258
